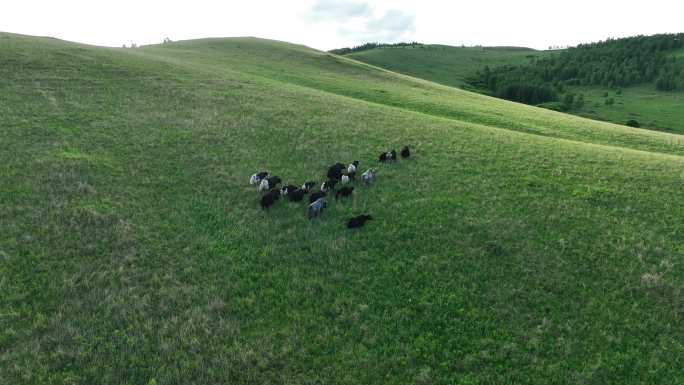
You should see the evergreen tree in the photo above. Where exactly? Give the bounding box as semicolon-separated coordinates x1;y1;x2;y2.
563;93;575;110
468;33;684;107
626;119;640;127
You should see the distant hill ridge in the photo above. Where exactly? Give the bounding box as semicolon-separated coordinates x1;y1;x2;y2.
329;41;425;55
330;41;537;56
343;33;684;133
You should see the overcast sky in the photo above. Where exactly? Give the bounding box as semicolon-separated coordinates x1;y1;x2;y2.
2;0;683;51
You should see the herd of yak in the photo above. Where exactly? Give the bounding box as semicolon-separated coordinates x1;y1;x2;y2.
250;146;411;229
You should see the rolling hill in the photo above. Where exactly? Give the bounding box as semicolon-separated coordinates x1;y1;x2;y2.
1;33;684;384
346;44;547;88
345;42;684;134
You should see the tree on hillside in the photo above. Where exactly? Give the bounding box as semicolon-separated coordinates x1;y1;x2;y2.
469;33;684;106
626;119;640;127
656;76;677;91
563;93;575;110
329;41;424;55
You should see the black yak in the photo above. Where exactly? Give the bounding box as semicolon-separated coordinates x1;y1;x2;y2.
260;189;280;210
288;189;305;202
335;186;354;199
321;179;338;192
327;163;345;180
347;214;373;229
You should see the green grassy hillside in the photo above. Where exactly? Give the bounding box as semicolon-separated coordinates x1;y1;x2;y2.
2;33;684;384
347;43;684;134
347;45;546;88
570;85;684;133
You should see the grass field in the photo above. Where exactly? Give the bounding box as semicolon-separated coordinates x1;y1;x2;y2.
347;45;546;88
2;33;684;384
572;85;684;133
347;44;684;134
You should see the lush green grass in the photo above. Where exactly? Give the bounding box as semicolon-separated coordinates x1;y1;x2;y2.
347;45;545;88
571;85;684;133
139;38;684;156
2;33;684;384
348;44;684;134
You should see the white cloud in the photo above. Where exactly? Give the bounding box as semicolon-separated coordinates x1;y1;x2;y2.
0;0;682;51
306;0;372;20
364;9;415;42
304;0;416;46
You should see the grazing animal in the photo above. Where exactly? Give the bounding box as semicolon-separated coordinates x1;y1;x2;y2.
340;175;350;184
347;214;373;229
307;198;327;219
301;181;316;193
250;171;268;186
336;186;354;199
288;189;305;202
327;163;345;180
361;168;376;186
347;161;359;175
380;150;396;162
268;176;282;187
260;189;280;210
280;184;298;196
309;191;326;204
321;179;338;192
259;176;282;192
400;146;410;158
